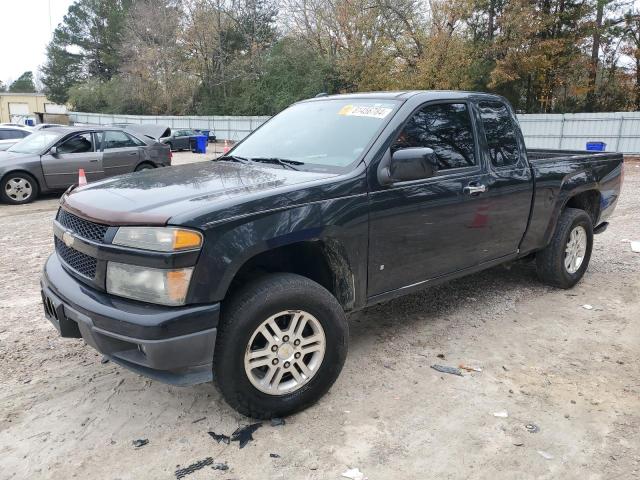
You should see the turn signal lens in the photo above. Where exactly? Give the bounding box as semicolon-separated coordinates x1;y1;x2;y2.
113;227;203;252
173;229;203;250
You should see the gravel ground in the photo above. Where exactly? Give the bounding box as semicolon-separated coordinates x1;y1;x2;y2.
0;155;638;480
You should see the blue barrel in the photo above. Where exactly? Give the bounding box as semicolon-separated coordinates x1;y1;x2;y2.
586;141;606;151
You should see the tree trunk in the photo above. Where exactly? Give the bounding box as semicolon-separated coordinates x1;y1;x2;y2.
488;0;495;40
587;0;604;110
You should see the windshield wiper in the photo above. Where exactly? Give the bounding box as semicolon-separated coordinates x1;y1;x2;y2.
220;154;250;164
249;157;304;171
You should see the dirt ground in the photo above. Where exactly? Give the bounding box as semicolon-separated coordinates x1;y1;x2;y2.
1;154;639;480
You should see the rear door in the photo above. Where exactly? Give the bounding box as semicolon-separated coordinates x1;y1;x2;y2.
41;132;103;188
473;100;533;257
100;130;141;176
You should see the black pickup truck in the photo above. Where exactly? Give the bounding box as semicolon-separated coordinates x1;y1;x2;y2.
41;91;623;418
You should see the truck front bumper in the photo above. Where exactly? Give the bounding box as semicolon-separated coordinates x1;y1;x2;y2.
40;254;219;386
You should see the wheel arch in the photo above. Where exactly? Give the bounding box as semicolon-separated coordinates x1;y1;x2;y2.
224;239;356;311
1;169;42;191
563;189;601;226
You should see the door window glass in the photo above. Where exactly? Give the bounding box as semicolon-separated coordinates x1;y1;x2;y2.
127;133;146;147
478;101;520;167
58;133;94;154
393;103;476;170
102;130;137;149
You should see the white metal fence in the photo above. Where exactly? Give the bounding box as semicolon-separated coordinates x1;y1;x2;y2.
517;112;640;153
69;111;640;153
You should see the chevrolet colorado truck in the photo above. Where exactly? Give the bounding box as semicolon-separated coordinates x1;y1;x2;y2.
41;91;623;418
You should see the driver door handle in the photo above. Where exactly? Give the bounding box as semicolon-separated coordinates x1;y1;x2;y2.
463;183;487;195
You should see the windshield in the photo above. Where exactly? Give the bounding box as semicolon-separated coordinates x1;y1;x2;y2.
8;131;60;154
230;99;399;171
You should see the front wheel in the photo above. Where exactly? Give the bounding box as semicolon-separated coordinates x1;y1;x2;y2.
536;207;593;288
213;273;348;419
1;172;39;204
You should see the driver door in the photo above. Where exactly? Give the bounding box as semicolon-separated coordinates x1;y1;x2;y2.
367;102;490;297
41;132;103;189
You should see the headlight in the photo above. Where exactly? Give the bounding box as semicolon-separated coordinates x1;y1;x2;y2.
106;262;193;306
112;227;202;252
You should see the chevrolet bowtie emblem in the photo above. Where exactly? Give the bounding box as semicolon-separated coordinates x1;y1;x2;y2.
62;231;75;248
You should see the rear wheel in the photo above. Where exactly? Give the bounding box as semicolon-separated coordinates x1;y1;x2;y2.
1;172;39;204
536;208;593;288
213;273;348;419
135;162;155;172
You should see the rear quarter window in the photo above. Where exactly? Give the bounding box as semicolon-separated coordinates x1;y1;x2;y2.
478;101;520;168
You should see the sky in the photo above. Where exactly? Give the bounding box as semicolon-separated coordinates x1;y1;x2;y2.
0;0;75;88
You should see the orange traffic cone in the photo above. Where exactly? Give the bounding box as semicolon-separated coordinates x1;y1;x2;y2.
223;139;230;154
78;168;87;186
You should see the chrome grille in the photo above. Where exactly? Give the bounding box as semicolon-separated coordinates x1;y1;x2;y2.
56;209;108;242
55;237;97;278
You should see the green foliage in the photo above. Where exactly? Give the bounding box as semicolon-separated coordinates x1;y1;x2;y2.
42;0;640;114
41;0;132;103
0;80;6;92
9;71;36;93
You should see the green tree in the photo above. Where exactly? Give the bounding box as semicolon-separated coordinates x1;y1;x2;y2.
41;0;132;103
0;80;6;92
9;71;36;93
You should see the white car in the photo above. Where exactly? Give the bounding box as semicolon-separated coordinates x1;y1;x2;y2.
0;126;33;151
32;123;65;130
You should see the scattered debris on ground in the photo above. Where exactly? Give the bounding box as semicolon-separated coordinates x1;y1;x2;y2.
231;423;263;448
270;453;281;458
100;356;109;364
211;462;229;471
537;450;554;460
525;423;540;433
175;457;214;479
582;304;594;310
493;410;509;418
431;364;463;376
191;417;206;424
342;467;367;480
459;364;482;372
270;418;286;427
631;241;640;253
208;431;230;444
132;439;148;448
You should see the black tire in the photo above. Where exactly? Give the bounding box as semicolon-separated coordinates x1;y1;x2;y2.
1;172;39;205
213;273;348;419
536;207;593;288
135;162;155;172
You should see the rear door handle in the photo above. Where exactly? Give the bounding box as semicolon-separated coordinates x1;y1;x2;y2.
463;183;487;195
128;152;137;156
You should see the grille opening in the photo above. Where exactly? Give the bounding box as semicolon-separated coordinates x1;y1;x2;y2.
55;237;98;278
56;209;109;243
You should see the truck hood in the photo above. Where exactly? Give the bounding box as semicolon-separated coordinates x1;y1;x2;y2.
61;160;337;225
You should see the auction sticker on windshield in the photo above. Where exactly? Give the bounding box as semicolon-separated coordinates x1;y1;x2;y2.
338;104;393;119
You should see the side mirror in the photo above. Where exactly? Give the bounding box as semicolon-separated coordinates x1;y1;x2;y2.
49;146;59;156
380;147;438;184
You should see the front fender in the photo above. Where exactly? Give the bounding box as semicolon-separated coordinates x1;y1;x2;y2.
187;194;369;307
